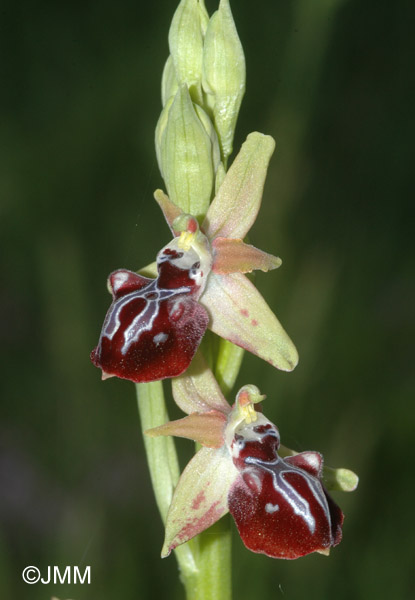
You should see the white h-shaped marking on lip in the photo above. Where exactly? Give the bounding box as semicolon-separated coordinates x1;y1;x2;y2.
103;279;192;355
244;453;329;535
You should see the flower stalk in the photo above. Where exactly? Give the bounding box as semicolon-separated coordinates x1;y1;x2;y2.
90;0;358;597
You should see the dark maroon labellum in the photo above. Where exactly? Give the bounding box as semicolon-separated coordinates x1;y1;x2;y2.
228;422;344;559
91;245;209;383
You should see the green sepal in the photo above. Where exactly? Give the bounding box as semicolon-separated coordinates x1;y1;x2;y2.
203;132;275;240
201;271;299;372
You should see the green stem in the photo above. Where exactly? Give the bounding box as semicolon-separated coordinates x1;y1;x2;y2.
215;338;245;398
136;381;198;592
191;516;232;600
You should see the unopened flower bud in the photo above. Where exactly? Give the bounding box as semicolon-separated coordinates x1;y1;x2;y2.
202;0;245;161
168;0;209;104
155;85;215;219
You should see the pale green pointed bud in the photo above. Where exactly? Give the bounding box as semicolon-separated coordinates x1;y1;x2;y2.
161;56;179;106
169;0;208;104
202;0;246;161
156;85;215;219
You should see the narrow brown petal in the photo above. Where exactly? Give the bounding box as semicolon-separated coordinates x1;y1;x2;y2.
145;411;227;448
154;189;183;233
212;237;281;274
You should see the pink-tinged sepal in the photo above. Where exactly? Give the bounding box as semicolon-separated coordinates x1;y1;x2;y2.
201;272;299;372
162;446;239;557
228;416;344;559
91;233;210;382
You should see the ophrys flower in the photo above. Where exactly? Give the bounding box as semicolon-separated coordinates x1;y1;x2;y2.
146;362;356;559
91;133;298;382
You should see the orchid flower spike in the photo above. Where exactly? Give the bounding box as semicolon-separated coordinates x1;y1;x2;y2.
91;133;299;383
145;356;358;559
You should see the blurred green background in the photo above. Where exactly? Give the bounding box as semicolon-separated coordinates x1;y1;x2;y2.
1;0;414;598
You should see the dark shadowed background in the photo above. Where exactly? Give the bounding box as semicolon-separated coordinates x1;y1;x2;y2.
1;0;414;598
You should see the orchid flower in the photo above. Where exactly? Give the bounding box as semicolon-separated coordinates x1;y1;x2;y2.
91;133;298;383
145;356;358;559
